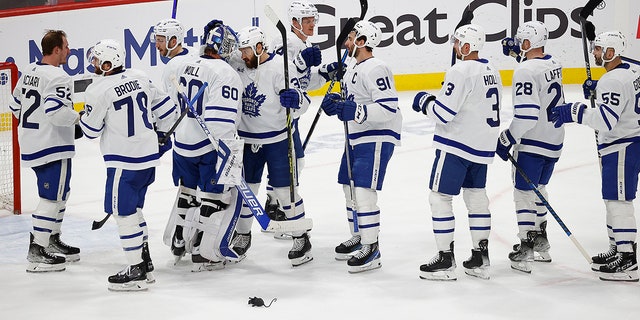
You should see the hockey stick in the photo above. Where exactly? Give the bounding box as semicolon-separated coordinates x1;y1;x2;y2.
450;4;474;66
171;76;312;232
507;153;592;264
579;0;603;109
622;56;640;66
302;0;368;151
171;0;178;18
159;84;207;144
265;5;297;209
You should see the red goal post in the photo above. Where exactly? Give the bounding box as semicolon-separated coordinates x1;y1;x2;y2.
0;62;21;215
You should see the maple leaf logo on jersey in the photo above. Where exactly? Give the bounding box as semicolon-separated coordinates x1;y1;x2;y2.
242;83;266;118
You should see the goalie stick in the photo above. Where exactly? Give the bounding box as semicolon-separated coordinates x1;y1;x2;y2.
507;153;592;264
170;76;312;233
302;0;368;151
450;4;474;66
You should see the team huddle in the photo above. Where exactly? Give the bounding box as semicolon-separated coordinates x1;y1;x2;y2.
8;0;639;291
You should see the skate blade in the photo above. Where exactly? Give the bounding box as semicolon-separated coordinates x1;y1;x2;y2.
291;254;313;267
274;232;292;240
599;269;639;282
591;263;607;272
335;252;356;261
534;252;551;263
191;261;226;272
419;270;457;281
510;261;532;273
26;262;66;273
62;254;80;263
108;280;148;292
348;260;382;274
464;267;489;280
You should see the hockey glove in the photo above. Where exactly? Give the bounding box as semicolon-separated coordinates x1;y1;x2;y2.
157;131;173;157
319;62;342;82
294;46;322;72
501;37;522;63
335;100;367;123
321;93;341;116
495;129;516;161
582;79;597;99
551;102;586;128
412;91;436;115
279;88;304;109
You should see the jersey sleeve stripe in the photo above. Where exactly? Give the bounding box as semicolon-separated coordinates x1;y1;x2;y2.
206;106;237;113
79;118;104;133
514;104;541;110
434;100;457;117
376;97;398;103
514;115;539;120
44;98;64;113
377;102;397;113
204;118;235;124
150;96;171;111
158;106;177;120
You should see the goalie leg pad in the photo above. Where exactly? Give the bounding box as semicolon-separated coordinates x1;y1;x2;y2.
429;191;455;252
197;189;243;262
163;186;199;257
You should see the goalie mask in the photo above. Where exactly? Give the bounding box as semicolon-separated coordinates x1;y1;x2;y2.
353;20;381;49
515;21;548;52
87;39;125;74
452;24;485;53
237;26;267;56
151;18;184;56
288;1;318;36
205;25;239;58
592;31;626;63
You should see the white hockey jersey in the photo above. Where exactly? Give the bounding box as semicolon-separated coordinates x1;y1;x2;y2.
169;55;242;157
580;63;640;155
160;48;195;96
341;57;402;146
79;69;178;170
271;33;324;91
10;62;78;167
509;55;565;159
428;59;502;164
231;53;310;145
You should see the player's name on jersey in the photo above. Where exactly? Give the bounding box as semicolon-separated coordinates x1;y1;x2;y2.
23;74;39;87
545;68;562;82
114;79;143;97
484;74;498;86
184;65;200;77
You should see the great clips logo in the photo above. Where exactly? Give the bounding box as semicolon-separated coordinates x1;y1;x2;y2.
313;0;605;49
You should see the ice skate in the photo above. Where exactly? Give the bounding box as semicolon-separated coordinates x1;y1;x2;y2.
463;239;490;280
191;254;225;272
289;233;312;267
26;237;66;273
335;235;362;261
419;242;456;281
171;230;186;264
512;222;551;263
48;233;80;262
231;231;251;260
591;245;617;271
509;231;535;273
599;244;638;282
108;261;148;292
347;242;381;273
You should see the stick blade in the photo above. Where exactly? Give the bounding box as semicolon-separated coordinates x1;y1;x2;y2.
264;5;286;35
265;218;313;233
455;5;474;30
584;20;596;41
359;0;369;20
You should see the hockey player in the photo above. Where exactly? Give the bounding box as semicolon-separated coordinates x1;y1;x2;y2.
10;30;81;273
161;22;244;271
229;25;313;266
412;24;502;280
79;39;178;291
265;0;322;234
496;21;565;273
151;18;199;262
552;31;639;282
320;21;402;273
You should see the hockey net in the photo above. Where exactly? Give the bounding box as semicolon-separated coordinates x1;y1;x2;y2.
0;62;21;215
